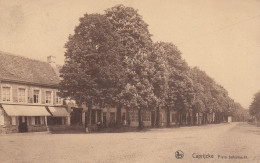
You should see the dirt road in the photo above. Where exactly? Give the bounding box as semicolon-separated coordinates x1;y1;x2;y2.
0;122;259;162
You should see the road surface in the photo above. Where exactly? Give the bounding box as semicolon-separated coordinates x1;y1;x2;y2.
0;122;259;162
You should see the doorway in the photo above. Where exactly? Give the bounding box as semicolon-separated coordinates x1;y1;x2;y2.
151;111;155;127
71;108;83;125
18;116;28;132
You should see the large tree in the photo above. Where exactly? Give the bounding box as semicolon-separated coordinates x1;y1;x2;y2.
105;5;156;128
59;13;126;131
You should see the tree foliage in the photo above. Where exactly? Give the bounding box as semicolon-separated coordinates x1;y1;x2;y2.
59;5;246;129
249;91;260;121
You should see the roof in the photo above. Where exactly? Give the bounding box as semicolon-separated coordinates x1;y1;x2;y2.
0;51;61;86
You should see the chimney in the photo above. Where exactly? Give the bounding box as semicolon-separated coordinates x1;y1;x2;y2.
47;56;56;67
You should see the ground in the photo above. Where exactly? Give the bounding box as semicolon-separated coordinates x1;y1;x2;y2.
0;122;259;163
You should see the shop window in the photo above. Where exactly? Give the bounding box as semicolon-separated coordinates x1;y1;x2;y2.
35;116;41;125
33;90;40;103
18;88;26;103
2;87;11;102
129;110;138;122
47;117;64;125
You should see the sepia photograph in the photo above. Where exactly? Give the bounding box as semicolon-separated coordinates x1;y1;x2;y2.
0;0;260;162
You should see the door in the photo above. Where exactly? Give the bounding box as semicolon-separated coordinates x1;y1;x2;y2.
110;112;115;126
18;116;28;132
85;112;88;128
151;111;155;128
97;110;102;123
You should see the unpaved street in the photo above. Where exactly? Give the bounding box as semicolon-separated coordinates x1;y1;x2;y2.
0;122;259;163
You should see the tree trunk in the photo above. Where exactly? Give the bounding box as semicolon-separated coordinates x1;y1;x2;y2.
215;112;219;123
205;113;208;124
166;107;170;127
155;106;160;128
185;112;188;125
116;105;122;128
191;111;194;126
197;113;200;125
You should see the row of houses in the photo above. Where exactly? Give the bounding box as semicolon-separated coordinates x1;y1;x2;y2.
0;52;223;134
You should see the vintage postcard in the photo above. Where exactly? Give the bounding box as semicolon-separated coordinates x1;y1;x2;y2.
0;0;259;162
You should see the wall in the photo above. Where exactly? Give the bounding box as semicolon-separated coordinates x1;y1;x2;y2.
0;125;18;134
48;125;69;131
0;81;62;106
28;125;47;132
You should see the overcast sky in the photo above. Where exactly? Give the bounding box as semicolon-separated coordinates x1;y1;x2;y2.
0;0;259;108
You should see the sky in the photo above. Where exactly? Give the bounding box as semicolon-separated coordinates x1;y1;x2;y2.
0;0;259;108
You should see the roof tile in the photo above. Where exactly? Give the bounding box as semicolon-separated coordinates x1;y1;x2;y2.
0;51;60;86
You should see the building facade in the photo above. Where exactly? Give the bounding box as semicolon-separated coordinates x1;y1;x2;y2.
0;52;70;133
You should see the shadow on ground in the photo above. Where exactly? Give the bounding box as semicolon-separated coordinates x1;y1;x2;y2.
49;126;153;134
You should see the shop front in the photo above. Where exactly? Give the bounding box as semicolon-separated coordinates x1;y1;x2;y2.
0;104;51;133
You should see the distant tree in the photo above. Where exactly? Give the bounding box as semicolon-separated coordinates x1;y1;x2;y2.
190;67;238;124
231;102;249;122
249;91;260;122
152;42;193;127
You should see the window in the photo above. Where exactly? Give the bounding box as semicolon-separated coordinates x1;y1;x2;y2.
35;116;41;125
33;90;40;103
55;92;62;105
18;88;26;103
160;113;163;122
110;112;115;123
45;91;52;104
47;117;64;125
143;111;151;121
172;113;177;122
2;87;11;102
129;110;138;122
